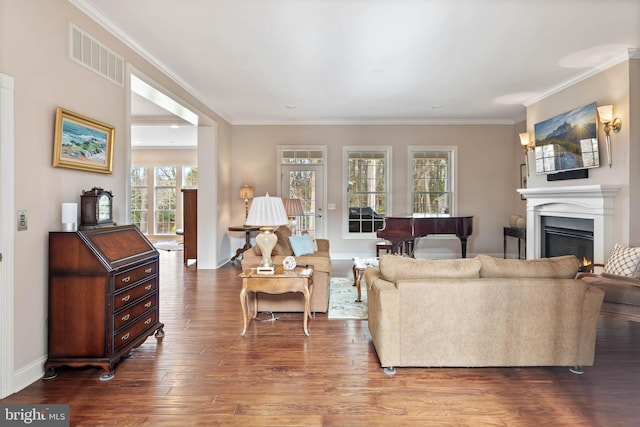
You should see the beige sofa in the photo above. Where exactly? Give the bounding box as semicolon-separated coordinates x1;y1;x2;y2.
364;254;604;374
241;227;331;313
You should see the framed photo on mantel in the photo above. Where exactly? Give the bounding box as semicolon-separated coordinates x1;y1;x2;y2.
53;107;114;173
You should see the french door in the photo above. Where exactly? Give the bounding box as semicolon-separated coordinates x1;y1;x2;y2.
278;147;326;238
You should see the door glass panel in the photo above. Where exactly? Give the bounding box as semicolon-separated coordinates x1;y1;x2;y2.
286;170;316;234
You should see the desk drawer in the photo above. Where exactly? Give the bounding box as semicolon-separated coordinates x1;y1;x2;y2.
114;279;157;311
115;262;157;291
113;294;157;331
114;310;158;352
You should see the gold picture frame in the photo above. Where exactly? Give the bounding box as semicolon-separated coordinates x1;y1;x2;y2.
53;107;114;173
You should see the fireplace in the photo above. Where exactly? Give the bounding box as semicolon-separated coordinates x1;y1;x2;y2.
541;216;594;262
518;185;619;264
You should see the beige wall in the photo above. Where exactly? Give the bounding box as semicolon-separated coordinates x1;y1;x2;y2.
0;0;231;391
525;59;638;247
231;124;524;258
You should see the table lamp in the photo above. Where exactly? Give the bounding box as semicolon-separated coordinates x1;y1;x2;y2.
239;185;254;221
245;193;289;273
282;198;304;234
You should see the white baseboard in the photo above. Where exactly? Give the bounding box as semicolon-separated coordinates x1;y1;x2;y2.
12;355;46;395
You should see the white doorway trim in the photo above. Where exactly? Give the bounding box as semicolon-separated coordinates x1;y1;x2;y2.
0;73;15;399
127;68;220;269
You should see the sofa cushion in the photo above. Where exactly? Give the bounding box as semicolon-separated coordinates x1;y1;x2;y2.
289;234;315;256
477;254;579;279
604;243;640;277
379;255;481;282
253;226;294;256
303;231;319;252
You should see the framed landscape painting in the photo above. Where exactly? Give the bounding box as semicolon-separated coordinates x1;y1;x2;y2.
53;107;114;173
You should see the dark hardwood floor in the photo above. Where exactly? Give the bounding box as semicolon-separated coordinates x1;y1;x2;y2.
3;250;640;426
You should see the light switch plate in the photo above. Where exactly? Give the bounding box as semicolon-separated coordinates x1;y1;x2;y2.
17;210;27;231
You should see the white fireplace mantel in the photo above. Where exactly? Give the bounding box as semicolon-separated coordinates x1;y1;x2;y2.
517;185;620;263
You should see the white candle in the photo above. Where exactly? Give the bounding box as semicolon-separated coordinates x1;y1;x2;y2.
61;203;77;232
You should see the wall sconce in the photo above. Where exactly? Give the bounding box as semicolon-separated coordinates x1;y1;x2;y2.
519;132;535;176
597;104;622;167
239;185;254;222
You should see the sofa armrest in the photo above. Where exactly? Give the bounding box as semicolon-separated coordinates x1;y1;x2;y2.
364;267;401;367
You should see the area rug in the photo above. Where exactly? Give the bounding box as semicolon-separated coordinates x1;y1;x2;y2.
154;241;183;251
328;277;368;320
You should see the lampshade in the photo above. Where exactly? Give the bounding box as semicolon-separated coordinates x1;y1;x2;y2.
282;198;304;217
519;132;531;146
239;185;254;200
597;105;613;123
245;194;289;227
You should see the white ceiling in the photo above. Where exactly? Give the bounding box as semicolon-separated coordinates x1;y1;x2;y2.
75;0;640;145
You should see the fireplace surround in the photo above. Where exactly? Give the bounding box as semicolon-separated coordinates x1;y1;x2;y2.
518;185;619;263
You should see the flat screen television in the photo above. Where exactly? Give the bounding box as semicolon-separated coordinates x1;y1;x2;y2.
533;102;599;175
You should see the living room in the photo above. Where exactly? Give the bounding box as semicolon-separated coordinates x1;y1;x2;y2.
1;0;640;423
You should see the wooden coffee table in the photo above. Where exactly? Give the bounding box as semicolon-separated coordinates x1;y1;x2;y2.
239;265;314;336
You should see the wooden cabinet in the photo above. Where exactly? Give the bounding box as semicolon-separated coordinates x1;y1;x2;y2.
46;225;164;380
181;189;197;263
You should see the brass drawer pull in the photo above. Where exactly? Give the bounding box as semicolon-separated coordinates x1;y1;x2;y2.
145;284;152;291
144;318;152;325
121;314;130;321
145;302;152;308
145;268;152;274
121;295;131;303
121;333;130;341
121;276;131;283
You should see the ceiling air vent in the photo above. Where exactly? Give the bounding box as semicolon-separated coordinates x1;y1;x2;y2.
69;23;124;87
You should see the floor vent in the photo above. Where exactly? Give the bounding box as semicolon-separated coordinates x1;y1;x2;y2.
69;23;124;87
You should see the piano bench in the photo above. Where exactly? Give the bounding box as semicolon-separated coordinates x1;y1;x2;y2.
376;241;393;257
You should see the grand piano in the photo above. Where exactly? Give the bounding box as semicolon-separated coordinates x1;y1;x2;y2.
376;216;473;258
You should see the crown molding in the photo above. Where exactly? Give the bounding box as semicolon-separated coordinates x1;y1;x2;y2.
523;50;633;107
231;117;522;126
69;0;232;124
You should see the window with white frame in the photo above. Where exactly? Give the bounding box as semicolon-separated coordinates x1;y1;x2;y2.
345;147;390;234
130;166;148;233
410;147;455;216
154;166;177;234
183;165;198;188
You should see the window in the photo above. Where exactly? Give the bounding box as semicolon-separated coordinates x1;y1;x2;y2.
130;166;148;233
345;147;390;234
410;147;455;216
183;165;198;188
155;166;177;234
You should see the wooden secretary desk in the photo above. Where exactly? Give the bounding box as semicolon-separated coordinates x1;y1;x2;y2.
46;225;164;380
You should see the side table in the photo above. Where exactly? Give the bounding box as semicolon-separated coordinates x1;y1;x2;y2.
503;227;526;259
352;257;379;302
239;265;314;336
229;225;261;262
